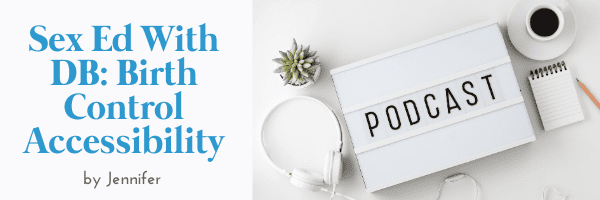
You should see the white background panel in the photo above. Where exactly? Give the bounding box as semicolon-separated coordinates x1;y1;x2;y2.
1;1;252;199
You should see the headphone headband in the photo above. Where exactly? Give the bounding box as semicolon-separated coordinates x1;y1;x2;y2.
260;96;344;178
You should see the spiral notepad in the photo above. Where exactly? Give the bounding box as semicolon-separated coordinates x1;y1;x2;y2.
529;61;584;131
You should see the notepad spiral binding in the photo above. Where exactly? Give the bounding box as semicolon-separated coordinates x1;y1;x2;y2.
530;61;567;80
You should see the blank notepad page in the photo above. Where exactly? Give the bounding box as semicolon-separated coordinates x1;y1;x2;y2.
529;62;584;131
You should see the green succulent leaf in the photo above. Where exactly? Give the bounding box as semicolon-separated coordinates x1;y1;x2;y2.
275;39;320;86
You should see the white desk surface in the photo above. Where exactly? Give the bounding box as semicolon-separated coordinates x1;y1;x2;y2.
253;0;600;199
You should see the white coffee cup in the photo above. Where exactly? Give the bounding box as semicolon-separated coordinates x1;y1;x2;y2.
526;0;570;42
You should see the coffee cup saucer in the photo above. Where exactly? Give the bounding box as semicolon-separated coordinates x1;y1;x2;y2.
507;0;576;61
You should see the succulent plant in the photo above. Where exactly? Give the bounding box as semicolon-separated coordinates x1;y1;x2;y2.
272;38;321;86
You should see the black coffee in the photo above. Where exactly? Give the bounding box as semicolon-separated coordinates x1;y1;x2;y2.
530;8;559;37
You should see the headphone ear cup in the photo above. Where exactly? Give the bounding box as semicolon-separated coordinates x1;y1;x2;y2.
324;151;343;185
290;168;324;192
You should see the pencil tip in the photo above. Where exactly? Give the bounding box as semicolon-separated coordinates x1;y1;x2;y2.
576;78;579;82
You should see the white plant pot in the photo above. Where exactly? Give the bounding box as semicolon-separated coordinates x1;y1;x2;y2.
285;81;313;89
278;66;321;89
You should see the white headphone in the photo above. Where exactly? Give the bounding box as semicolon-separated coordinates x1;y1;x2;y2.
260;96;356;200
